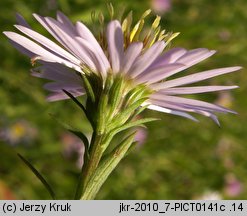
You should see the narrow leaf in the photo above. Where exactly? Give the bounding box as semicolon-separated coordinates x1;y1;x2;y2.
68;130;89;158
17;153;56;199
81;75;95;103
103;118;158;149
62;89;86;113
112;117;158;135
126;141;138;156
96;92;108;134
107;97;148;130
108;78;124;117
128;104;149;121
124;85;151;106
109;78;123;107
49;113;89;152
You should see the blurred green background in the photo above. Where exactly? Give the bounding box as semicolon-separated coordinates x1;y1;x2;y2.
0;0;246;199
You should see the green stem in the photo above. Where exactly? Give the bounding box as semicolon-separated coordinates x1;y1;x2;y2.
80;132;136;200
83;134;104;186
74;132;105;199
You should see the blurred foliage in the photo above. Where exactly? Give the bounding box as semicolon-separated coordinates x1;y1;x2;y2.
0;0;246;199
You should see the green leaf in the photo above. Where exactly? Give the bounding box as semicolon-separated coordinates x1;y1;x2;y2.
126;141;138;156
128;104;149;121
108;78;124;117
68;130;89;159
112;117;158;136
62;89;86;112
17;153;56;199
103;117;158;149
81;75;95;103
62;89;92;124
80;132;136;200
96;93;108;134
107;97;148;130
104;73;113;92
124;85;146;105
48;113;89;154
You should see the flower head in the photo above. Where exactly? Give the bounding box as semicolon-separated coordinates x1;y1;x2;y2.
3;9;241;124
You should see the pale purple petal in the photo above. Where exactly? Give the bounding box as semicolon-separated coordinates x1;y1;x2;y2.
176;48;212;64
146;49;216;82
33;14;109;74
76;21;100;48
44;82;83;92
150;48;215;72
33;14;67;46
76;21;110;72
176;48;216;68
150;94;236;113
47;92;68;101
16;13;31;28
144;48;216;86
196;110;220;125
149;99;220;123
129;41;166;78
144;103;198;121
56;11;77;35
150;98;200;113
135;63;185;84
47;90;84;102
44;18;97;71
121;42;143;74
4;31;51;58
48;17;108;76
50;14;77;37
159;85;238;95
107;20;124;73
31;63;82;82
32;70;76;82
151;47;187;67
8;40;36;57
75;37;108;77
31;62;85;101
34;16;89;67
14;25;81;65
151;66;241;90
3;31;82;72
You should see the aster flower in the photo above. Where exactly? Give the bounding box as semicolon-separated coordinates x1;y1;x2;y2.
3;11;240;125
3;8;240;200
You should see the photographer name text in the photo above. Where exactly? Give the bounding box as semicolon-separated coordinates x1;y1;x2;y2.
1;202;71;213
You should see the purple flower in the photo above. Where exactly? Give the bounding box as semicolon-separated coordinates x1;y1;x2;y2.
151;0;172;14
224;173;243;197
3;12;241;124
